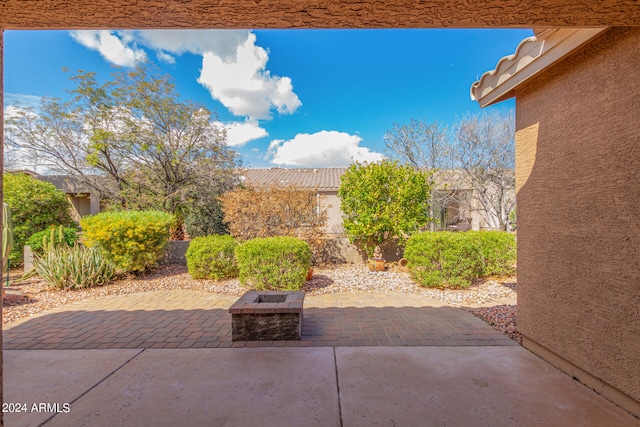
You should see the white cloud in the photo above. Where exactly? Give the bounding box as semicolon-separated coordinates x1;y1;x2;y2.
268;130;384;167
69;30;300;122
4;104;30;119
133;30;250;61
197;33;302;120
156;51;176;64
218;120;268;147
2;104;43;171
4;93;42;110
69;31;147;67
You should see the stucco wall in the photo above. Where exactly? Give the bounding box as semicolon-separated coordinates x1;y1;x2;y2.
515;27;640;412
321;191;344;235
2;1;638;29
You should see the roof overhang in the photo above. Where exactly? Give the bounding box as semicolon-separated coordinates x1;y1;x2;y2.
470;27;608;108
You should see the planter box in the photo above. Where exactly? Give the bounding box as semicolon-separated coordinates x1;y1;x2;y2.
23;245;34;272
229;291;305;341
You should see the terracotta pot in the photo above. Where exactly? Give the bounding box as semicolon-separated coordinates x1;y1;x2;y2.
368;258;385;272
306;268;314;281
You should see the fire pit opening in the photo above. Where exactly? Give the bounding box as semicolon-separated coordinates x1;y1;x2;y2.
256;294;287;303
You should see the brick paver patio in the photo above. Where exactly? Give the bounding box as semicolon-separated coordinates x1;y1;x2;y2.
3;290;516;350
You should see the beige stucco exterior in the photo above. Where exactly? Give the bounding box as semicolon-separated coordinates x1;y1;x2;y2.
2;1;638;29
515;27;640;416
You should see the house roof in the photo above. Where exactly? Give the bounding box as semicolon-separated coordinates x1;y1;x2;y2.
470;28;608;108
35;175;92;194
242;167;478;192
242;168;347;191
5;168;39;177
6;170;92;193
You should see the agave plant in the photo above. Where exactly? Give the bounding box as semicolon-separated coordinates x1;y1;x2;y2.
41;225;70;253
33;244;116;290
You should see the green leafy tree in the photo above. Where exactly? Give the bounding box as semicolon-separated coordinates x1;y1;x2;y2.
3;172;74;263
5;62;240;233
338;160;433;256
384;119;463;231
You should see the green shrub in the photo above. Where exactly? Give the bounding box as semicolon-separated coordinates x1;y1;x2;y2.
404;231;516;288
186;235;238;279
184;200;229;238
81;210;172;272
475;231;517;277
3;172;74;264
34;244;116;289
235;236;311;291
26;225;79;255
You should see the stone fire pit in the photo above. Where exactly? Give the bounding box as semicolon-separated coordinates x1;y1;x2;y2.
229;291;305;341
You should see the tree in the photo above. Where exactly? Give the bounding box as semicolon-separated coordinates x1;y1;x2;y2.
455;110;516;231
5;62;240;234
3;172;74;264
384;119;462;231
220;184;328;262
338;160;433;256
384;112;516;232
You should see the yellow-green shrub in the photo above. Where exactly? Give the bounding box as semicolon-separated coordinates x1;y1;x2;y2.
186;235;238;279
81;210;172;272
235;236;310;291
404;231;516;288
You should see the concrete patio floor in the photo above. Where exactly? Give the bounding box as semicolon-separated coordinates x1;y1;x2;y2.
3;290;639;426
5;347;639;426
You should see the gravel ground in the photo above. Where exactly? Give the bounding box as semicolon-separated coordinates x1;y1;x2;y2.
2;264;519;342
464;305;521;344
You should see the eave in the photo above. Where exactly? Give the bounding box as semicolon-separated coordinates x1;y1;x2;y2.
470;28;608;108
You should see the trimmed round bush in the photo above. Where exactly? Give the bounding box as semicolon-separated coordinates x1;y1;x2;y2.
26;225;79;255
404;231;516;288
235;236;311;291
3;172;74;264
186;235;238;279
81;210;172;273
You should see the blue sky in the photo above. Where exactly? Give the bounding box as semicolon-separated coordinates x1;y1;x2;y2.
4;29;532;169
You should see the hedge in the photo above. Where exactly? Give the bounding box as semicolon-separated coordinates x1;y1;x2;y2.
186;235;238;280
26;225;79;255
404;231;516;288
3;172;74;264
81;210;172;272
235;236;311;291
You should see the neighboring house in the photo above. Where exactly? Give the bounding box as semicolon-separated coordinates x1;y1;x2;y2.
7;170;101;221
241;168;362;262
472;27;640;417
242;168;346;236
242;167;513;234
36;175;101;221
431;169;515;231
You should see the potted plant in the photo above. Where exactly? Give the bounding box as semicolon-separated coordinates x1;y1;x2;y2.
368;245;385;272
